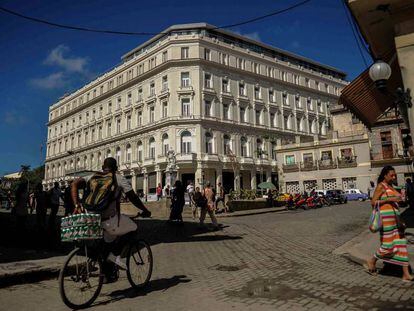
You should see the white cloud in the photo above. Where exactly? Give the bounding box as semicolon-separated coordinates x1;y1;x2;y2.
44;44;89;74
4;111;27;125
29;72;68;90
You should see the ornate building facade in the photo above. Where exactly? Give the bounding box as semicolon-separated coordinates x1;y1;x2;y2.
44;23;347;193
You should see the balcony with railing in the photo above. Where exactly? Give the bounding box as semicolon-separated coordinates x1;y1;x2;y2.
282;162;300;172
300;161;317;171
370;144;413;167
337;156;358;168
318;159;337;170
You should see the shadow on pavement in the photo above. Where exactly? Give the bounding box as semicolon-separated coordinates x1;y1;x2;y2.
94;275;191;306
0;210;242;264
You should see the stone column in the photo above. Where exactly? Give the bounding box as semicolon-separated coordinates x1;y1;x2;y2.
250;167;257;190
156;166;162;186
216;166;223;190
195;164;203;189
234;168;241;192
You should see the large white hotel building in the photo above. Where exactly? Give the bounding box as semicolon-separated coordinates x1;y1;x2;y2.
44;23;347;193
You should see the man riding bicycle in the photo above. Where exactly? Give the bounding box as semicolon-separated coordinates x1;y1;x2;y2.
71;157;151;282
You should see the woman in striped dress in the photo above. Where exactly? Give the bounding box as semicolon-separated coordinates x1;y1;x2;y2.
366;166;413;281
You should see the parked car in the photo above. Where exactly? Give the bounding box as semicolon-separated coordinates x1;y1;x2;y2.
326;189;347;204
344;189;369;201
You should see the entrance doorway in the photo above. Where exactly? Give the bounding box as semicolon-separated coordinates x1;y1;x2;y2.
222;171;235;193
181;173;195;188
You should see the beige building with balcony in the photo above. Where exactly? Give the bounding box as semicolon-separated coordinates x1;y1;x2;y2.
43;23;347;193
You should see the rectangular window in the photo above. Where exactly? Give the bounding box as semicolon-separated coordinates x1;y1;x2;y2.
181;72;190;87
305;78;310;87
283;93;288;106
270;113;275;127
182;98;191;116
162;76;168;91
162;51;168;62
137;111;142;126
100;85;104;95
137;87;143;101
126;115;131;130
162;102;168;118
117;97;121;110
98;126;102;139
106;122;112;137
222;79;229;92
340;148;353;160
127;93;132;106
239;83;245;96
149;106;155;123
269;90;274;102
255;110;261;125
204;100;211;117
285;155;295;165
321;150;333;161
221;53;228;65
223;104;229;120
204;73;212;88
204;48;210;61
240;107;246;123
237;58;245;70
116;119;121;133
295;96;301;108
315;81;320;90
307;98;313;111
149;82;155;96
181;47;189;59
303;153;313;164
254;86;261;99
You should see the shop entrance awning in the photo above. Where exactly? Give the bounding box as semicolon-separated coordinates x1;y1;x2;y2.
338;52;403;128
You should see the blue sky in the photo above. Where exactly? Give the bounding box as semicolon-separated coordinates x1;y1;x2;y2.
0;0;371;175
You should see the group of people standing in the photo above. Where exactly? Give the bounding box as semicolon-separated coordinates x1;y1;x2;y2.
167;180;227;230
10;181;74;236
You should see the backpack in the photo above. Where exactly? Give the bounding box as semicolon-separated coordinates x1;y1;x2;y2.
83;172;118;213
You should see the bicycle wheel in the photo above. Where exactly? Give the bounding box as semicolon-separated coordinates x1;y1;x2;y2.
126;239;153;289
59;247;103;309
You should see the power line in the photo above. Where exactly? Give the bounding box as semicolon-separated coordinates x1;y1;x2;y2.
340;0;369;67
0;1;311;36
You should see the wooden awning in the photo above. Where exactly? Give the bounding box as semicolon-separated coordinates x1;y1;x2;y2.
338;51;403;128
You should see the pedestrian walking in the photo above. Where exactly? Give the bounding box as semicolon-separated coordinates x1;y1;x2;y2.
169;180;185;224
33;183;48;230
48;182;61;229
215;182;227;213
63;182;74;216
365;166;413;282
200;182;219;229
186;181;195;207
164;184;170;197
156;183;163;201
13;181;29;236
191;186;203;219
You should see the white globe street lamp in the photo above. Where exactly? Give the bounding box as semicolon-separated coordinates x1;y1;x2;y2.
369;60;392;90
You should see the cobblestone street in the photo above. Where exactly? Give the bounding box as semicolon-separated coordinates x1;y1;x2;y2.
1;201;414;310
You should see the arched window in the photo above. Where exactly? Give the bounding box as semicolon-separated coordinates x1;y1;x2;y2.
90;154;95;169
162;134;169;155
77;157;81;169
311;120;318;134
52;165;56;178
137;141;143;161
83;156;88;168
287;115;293;130
205;132;213;154
126;144;132;162
116;147;121;164
181;131;192;154
63;162;67;175
149;137;155;159
223;135;231;154
241;137;248;157
106;149;112;158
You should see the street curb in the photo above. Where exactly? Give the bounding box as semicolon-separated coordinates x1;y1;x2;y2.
216;207;287;218
0;266;60;288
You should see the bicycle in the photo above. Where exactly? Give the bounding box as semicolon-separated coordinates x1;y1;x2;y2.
58;216;153;309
